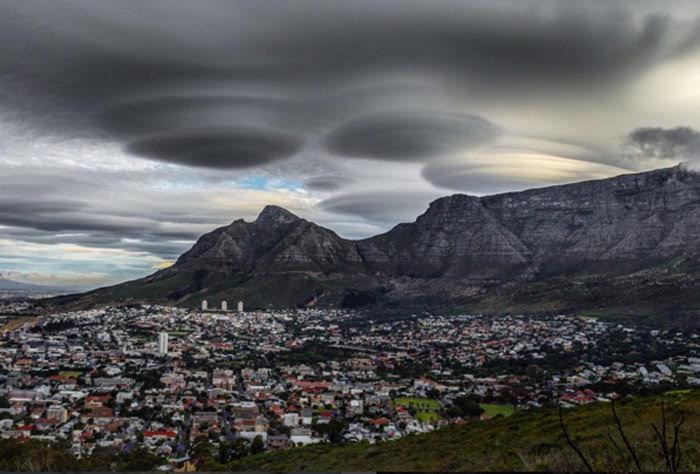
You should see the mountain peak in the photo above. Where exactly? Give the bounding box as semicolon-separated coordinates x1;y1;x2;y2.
255;205;301;225
57;166;700;318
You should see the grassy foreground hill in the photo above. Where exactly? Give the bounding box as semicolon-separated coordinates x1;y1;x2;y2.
222;390;700;472
1;391;699;471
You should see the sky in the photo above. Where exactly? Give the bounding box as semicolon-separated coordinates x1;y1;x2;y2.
2;0;700;289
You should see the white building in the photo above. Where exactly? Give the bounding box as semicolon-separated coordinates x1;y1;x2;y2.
158;332;169;356
237;301;244;312
201;300;208;311
221;300;228;311
283;412;299;427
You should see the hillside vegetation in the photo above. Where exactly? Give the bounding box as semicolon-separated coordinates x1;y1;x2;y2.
222;390;700;472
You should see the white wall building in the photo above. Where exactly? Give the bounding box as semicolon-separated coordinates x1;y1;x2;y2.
201;300;208;311
158;332;169;356
283;412;299;427
237;301;244;312
221;300;228;311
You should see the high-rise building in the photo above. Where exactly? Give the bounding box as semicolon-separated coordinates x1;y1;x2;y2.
158;332;169;355
237;301;244;312
201;300;208;311
221;300;228;311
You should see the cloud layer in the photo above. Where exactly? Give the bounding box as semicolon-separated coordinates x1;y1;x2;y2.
126;127;303;169
325;109;500;161
2;0;700;287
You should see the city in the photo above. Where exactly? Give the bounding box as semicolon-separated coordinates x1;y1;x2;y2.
2;303;699;470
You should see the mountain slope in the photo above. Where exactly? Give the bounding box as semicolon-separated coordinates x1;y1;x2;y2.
0;275;62;293
49;166;700;323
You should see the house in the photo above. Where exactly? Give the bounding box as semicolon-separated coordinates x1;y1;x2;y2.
289;427;317;446
267;435;292;451
13;358;33;371
85;394;111;408
81;406;113;424
255;416;270;433
144;429;178;445
300;408;314;425
372;417;391;427
317;410;333;424
30;407;45;420
46;405;68;423
9;403;26;416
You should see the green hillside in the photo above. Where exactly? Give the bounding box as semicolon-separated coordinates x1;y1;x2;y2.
221;390;700;472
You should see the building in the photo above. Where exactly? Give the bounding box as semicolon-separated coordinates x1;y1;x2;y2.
46;405;68;423
201;300;208;311
283;412;299;427
221;300;228;311
237;301;244;312
158;332;169;355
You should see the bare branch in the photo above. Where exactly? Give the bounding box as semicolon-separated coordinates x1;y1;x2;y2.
611;400;642;472
670;414;686;472
559;406;594;472
652;422;672;472
606;430;630;471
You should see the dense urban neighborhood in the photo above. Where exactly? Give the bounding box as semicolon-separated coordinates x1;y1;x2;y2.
1;303;700;470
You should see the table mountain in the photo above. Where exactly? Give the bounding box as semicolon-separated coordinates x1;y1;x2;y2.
50;165;700;325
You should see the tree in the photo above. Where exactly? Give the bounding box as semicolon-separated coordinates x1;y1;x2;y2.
250;435;265;455
452;395;484;419
312;419;346;443
525;364;544;383
426;388;441;400
229;438;250;459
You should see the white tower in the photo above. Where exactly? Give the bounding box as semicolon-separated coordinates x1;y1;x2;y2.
221;300;228;311
158;332;169;356
201;300;208;311
237;301;244;312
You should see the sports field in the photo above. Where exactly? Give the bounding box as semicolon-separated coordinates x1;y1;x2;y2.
393;397;442;423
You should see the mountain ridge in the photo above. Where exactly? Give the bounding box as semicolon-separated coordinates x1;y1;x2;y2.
47;165;700;326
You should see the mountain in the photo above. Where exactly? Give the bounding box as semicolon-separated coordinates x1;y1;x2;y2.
0;275;60;293
49;165;700;325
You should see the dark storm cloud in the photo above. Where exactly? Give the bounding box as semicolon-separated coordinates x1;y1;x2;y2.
125;127;303;169
100;95;303;136
319;191;442;225
2;1;700;169
325;109;500;161
625;126;700;160
254;2;694;92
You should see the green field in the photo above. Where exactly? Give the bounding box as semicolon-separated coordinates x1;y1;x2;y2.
58;371;82;378
393;397;442;423
480;403;515;418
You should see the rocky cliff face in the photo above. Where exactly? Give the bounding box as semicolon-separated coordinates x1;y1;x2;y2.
55;166;700;323
362;165;700;279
